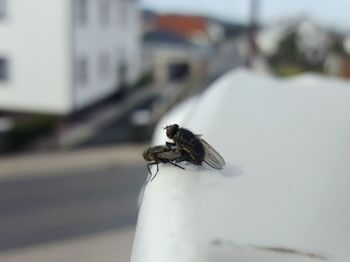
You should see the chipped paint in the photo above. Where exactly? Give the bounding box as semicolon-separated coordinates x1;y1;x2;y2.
211;238;327;261
253;245;327;260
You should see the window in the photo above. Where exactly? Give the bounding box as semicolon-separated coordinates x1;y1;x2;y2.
75;0;88;26
0;58;8;81
0;0;7;20
76;57;88;85
117;1;127;27
99;53;110;78
168;63;190;82
100;0;110;27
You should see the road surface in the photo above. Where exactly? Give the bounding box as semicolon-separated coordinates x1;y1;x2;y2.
0;164;146;251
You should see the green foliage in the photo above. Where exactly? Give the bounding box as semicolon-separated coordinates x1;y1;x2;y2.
133;72;154;88
273;65;303;77
330;37;346;56
8;115;58;150
276;32;299;63
268;31;324;76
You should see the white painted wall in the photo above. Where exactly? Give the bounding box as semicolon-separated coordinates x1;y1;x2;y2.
0;0;141;114
72;0;141;109
0;0;72;114
123;0;141;84
132;69;350;262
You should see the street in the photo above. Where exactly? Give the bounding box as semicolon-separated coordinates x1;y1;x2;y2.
0;165;145;251
0;145;147;261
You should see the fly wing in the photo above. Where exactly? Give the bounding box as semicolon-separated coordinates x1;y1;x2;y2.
157;150;182;160
201;139;225;170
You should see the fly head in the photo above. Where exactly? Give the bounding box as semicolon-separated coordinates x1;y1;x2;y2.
164;124;179;139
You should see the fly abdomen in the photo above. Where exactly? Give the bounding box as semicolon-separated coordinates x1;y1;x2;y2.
174;129;205;165
189;141;205;164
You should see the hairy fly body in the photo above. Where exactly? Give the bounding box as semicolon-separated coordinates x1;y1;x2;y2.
164;124;225;170
143;145;192;181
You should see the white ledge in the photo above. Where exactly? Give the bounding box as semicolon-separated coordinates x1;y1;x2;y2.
131;69;350;262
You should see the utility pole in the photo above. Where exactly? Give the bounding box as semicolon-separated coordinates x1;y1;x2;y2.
246;0;260;68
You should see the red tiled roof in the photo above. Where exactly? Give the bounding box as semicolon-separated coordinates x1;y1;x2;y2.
156;15;208;37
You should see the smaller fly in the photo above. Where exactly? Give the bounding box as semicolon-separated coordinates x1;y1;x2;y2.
143;145;192;181
164;124;225;170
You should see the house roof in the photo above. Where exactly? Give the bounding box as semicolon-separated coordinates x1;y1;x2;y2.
155;15;208;38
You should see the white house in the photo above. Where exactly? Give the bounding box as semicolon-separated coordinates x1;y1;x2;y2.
0;0;141;114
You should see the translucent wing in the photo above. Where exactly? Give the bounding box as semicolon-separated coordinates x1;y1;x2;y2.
200;139;225;170
157;149;182;160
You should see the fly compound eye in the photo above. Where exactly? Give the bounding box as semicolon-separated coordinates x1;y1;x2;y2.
142;148;149;161
166;124;178;138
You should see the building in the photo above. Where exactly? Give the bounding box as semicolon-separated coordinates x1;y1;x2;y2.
141;14;223;87
0;0;141;115
155;14;224;46
143;29;209;87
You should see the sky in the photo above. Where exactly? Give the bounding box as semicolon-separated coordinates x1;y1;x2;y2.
140;0;350;30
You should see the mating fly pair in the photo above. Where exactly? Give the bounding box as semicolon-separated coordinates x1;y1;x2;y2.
143;124;225;181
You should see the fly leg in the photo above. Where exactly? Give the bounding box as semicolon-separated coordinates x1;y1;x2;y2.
150;163;160;181
166;142;176;149
146;163;153;175
169;161;185;170
146;162;158;183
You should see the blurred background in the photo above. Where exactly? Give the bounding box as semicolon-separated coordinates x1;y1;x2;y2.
0;0;350;261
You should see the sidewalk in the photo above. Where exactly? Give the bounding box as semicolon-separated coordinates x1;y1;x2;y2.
0;144;146;181
0;227;135;262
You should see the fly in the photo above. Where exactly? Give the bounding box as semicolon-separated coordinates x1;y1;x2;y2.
143;145;192;181
164;124;225;170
